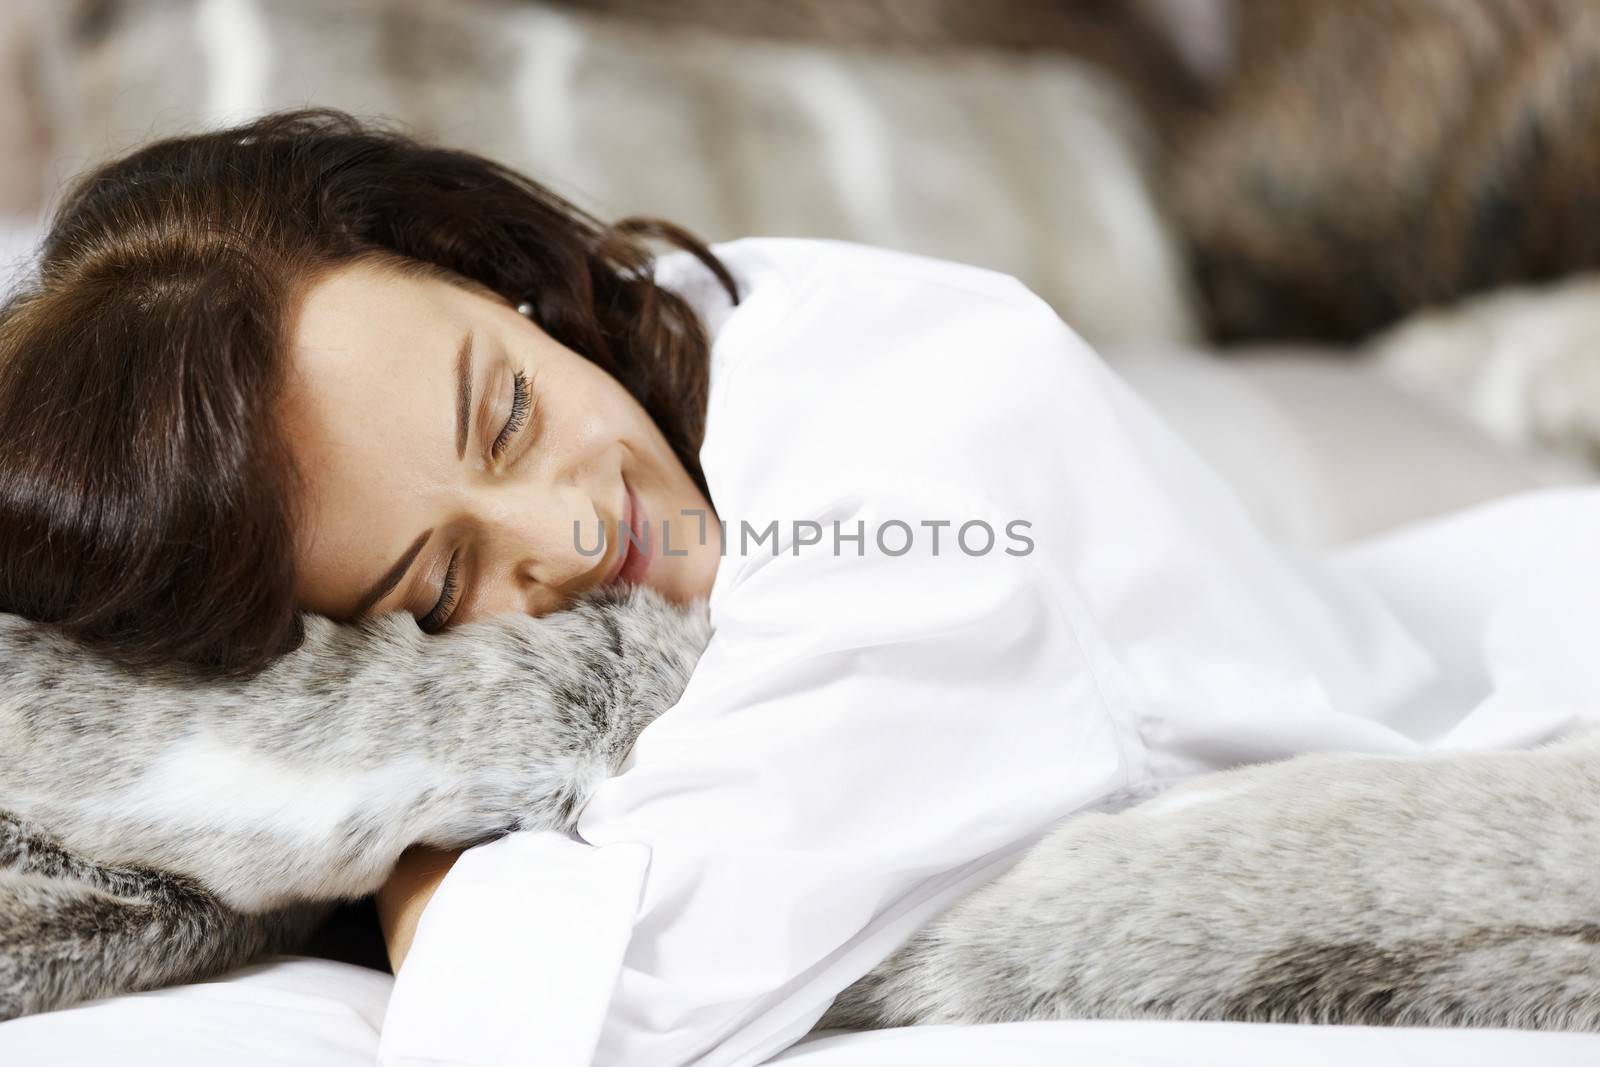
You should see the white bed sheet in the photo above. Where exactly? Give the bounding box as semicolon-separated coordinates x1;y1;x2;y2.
779;1020;1600;1065
4;959;1597;1067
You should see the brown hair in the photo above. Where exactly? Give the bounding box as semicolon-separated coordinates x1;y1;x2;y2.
0;107;738;678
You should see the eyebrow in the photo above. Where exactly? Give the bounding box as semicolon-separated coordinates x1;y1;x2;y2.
350;527;433;620
455;328;473;460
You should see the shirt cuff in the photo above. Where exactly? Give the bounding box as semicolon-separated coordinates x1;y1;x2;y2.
378;830;651;1067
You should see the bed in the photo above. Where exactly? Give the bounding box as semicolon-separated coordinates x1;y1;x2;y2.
4;957;1598;1067
0;343;1593;1066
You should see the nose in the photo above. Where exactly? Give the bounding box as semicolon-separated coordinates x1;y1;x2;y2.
476;479;610;617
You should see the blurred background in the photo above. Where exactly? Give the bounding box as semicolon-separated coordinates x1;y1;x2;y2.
2;0;1597;546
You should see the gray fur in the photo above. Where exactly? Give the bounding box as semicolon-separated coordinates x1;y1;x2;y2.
820;730;1600;1032
0;811;329;1021
0;582;712;1017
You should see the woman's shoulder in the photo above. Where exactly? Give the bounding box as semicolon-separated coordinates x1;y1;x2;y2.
699;236;1046;312
655;237;1054;336
687;237;1082;395
684;239;1100;543
702;237;1091;411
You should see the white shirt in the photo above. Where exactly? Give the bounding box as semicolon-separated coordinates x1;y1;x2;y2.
376;238;1600;1067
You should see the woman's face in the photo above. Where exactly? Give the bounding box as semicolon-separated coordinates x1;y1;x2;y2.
280;257;721;631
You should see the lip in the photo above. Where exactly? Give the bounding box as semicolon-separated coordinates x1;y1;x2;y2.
602;479;652;587
619;482;653;583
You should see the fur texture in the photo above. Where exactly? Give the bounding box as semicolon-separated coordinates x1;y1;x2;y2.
1162;0;1600;344
0;581;713;1017
820;731;1600;1032
0;811;328;1020
3;579;1596;1034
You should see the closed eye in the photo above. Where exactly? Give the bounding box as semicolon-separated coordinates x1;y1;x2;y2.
419;549;462;634
491;370;531;460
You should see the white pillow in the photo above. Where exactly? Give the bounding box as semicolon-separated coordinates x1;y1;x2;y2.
1106;345;1590;549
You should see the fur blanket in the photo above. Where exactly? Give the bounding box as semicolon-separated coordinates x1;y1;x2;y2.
1;583;1596;1032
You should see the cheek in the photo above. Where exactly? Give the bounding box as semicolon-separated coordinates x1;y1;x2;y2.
555;367;645;450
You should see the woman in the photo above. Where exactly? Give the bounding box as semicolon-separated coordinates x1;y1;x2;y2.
2;108;1594;1063
0;107;737;993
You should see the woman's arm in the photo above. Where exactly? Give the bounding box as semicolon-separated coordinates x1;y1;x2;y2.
377;485;1086;1067
375;846;461;972
376;254;1110;1066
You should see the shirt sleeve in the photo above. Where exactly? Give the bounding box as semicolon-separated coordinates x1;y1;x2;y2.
376;471;1127;1067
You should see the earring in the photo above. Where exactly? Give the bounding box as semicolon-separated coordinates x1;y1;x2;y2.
515;300;535;318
